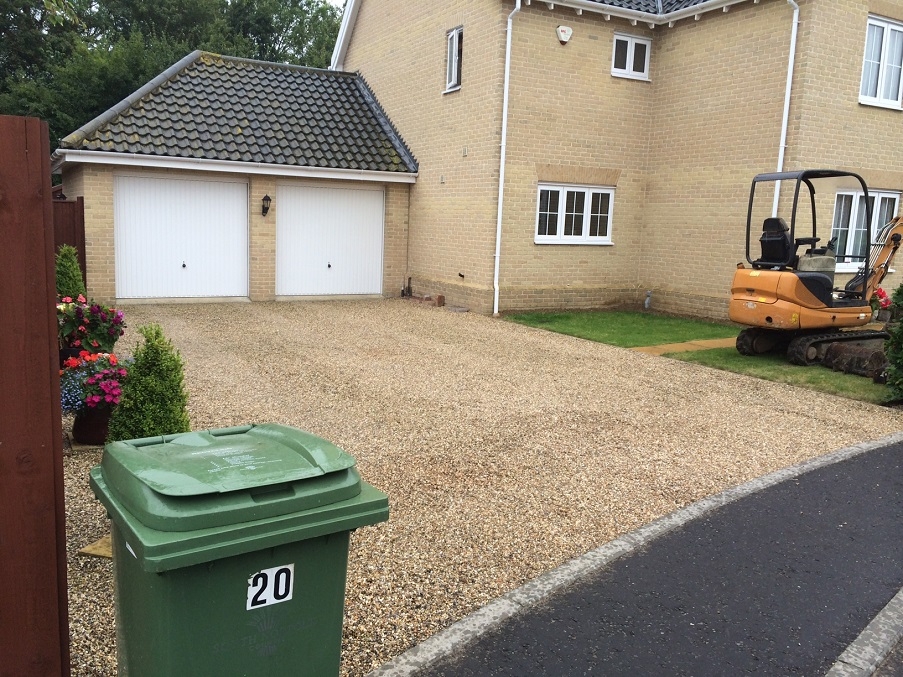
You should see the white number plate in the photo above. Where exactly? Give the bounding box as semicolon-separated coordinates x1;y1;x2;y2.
246;563;295;610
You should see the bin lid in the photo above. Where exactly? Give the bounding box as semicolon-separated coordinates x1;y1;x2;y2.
98;424;365;531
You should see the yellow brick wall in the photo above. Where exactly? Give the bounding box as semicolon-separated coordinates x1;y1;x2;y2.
63;164;115;302
344;0;509;311
344;0;903;317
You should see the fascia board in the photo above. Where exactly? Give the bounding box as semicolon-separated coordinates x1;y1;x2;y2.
520;0;752;26
330;0;361;70
52;150;417;184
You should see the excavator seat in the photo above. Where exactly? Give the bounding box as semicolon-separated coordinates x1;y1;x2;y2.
753;217;794;269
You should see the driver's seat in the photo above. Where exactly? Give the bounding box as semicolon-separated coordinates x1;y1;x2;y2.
754;217;794;268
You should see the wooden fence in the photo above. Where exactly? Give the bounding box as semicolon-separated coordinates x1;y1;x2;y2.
0;115;71;676
53;196;87;286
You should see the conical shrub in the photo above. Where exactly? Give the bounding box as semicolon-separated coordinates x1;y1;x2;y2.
107;324;190;442
55;244;86;299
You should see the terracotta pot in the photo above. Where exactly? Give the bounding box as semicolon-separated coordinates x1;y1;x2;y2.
72;406;112;446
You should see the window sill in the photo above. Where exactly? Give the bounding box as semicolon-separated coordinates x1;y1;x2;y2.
443;85;461;95
534;239;614;246
858;97;902;111
611;71;650;82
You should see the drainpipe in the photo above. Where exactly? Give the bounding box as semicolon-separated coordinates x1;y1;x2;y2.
772;0;800;217
493;0;522;316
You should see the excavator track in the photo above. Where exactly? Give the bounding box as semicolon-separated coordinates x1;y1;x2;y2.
786;329;890;366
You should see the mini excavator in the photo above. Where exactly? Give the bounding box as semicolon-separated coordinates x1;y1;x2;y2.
729;169;903;365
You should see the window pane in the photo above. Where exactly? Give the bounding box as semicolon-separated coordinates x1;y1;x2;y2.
882;28;903;102
589;192;610;237
537;189;558;236
861;23;883;97
564;190;584;237
632;42;647;75
832;194;853;260
614;39;628;70
847;195;870;262
878;195;899;232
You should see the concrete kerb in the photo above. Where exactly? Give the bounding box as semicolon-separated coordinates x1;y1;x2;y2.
366;431;903;677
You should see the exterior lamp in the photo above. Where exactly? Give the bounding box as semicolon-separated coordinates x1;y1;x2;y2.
262;194;271;216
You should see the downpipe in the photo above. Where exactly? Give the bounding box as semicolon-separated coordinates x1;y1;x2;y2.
772;0;800;217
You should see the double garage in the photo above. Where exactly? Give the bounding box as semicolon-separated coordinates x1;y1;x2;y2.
112;174;386;300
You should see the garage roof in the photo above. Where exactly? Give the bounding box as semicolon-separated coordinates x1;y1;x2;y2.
55;51;418;176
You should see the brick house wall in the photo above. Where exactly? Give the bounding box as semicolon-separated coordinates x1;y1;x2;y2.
342;0;903;317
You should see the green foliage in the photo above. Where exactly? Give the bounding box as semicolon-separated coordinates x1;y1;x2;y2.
0;0;342;143
507;310;737;348
55;243;86;298
107;324;190;442
885;320;903;400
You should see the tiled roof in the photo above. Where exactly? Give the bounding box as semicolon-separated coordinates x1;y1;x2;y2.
59;51;418;174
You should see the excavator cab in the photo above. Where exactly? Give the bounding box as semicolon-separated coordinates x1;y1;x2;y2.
729;169;903;364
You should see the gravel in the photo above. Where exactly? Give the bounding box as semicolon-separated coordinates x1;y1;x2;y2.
64;299;903;676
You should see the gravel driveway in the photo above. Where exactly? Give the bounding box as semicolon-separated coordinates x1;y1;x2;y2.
64;299;903;676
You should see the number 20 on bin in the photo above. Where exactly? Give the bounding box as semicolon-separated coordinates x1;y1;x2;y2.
247;563;295;610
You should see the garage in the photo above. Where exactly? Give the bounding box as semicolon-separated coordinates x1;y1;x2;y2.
276;184;385;296
114;175;249;299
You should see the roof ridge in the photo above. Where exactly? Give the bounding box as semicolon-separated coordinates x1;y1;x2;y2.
354;74;419;173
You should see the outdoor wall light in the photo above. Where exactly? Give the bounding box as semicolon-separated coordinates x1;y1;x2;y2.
262;194;272;216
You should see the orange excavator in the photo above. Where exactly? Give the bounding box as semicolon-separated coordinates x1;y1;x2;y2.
729;169;903;365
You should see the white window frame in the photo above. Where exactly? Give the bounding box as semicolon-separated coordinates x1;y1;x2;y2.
535;184;614;245
831;189;900;271
859;15;903;109
446;26;463;92
611;33;651;81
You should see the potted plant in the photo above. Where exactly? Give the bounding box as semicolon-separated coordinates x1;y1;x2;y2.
57;294;126;359
60;351;129;445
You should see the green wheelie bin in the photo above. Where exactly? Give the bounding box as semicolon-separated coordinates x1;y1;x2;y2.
89;423;389;677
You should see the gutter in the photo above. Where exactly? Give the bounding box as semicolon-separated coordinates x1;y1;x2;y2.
494;0;523;317
772;0;800;217
330;0;361;70
50;150;418;184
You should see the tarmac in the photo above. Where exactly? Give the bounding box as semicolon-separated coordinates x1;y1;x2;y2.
367;337;903;677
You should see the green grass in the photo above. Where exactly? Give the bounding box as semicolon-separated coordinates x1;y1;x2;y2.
506;310;737;348
670;348;893;404
507;310;894;404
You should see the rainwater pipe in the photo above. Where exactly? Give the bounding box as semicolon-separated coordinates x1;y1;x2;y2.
772;0;800;218
493;0;522;316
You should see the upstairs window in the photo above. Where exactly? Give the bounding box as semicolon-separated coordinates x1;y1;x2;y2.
446;27;463;91
612;33;650;81
536;184;614;245
860;15;903;109
831;190;900;271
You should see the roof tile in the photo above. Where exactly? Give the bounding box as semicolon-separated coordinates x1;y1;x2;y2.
60;51;418;174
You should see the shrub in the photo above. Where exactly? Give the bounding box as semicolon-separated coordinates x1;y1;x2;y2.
886;311;903;398
55;244;86;299
107;324;190;442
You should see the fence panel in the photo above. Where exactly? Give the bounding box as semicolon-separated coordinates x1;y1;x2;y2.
0;114;70;676
53;197;87;286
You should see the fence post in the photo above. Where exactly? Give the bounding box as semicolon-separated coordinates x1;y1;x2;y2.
0;115;71;675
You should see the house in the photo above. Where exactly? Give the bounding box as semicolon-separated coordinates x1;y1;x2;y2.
52;51;418;303
332;0;903;317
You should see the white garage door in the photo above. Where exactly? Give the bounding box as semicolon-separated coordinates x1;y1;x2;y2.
114;175;248;298
276;184;384;296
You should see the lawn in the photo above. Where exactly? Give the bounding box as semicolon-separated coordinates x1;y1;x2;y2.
507;310;894;405
506;310;737;348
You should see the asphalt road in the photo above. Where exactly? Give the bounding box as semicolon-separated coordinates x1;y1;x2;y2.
421;441;903;676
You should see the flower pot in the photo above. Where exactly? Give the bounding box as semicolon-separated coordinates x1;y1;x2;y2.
59;346;82;368
878;309;892;323
72;407;112;446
